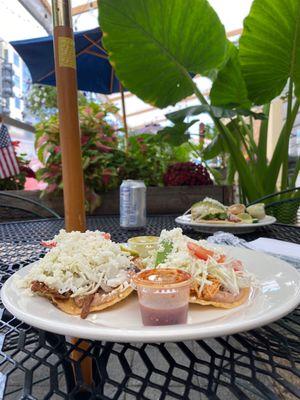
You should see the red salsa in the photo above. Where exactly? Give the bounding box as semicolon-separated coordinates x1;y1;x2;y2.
133;268;192;327
140;304;188;326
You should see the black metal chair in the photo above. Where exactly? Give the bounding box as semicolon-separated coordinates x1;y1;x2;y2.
247;187;300;225
0;191;61;222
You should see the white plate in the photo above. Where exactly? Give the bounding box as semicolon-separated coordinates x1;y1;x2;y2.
1;247;300;343
175;214;276;234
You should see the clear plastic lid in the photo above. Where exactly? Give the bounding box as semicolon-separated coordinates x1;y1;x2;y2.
132;269;192;289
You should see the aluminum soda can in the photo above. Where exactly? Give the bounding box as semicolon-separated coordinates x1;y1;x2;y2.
120;180;146;229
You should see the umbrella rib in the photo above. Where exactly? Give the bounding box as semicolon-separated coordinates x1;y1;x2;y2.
85;49;108;59
37;40;101;82
110;68;115;92
37;69;56;82
83;34;108;55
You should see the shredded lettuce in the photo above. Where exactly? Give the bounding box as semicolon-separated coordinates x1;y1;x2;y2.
145;228;256;295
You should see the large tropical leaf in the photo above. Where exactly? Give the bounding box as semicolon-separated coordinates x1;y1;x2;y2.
166;105;266;123
264;100;300;192
201;134;226;160
210;43;251;109
157;122;192;145
226;156;236;185
256;103;270;175
239;0;300;104
172;142;192;162
219;119;262;201
100;0;227;108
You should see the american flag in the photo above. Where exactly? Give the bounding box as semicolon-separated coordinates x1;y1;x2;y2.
0;124;20;179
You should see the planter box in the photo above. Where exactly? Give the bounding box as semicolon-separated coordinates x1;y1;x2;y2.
1;185;233;221
94;185;233;215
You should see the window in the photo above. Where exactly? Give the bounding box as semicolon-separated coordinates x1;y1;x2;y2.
15;97;21;109
23;79;29;93
13;75;20;87
22;66;31;93
13;53;20;67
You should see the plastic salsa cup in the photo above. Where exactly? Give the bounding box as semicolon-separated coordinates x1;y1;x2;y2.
132;269;193;326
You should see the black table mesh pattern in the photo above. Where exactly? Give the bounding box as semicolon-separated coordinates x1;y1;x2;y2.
0;216;299;400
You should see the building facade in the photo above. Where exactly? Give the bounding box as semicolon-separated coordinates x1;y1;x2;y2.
0;38;32;122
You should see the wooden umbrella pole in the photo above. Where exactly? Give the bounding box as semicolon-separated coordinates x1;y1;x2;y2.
51;0;91;386
120;85;129;152
52;0;86;232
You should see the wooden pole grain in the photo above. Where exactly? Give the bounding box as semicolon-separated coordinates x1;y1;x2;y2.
51;0;90;386
52;0;86;232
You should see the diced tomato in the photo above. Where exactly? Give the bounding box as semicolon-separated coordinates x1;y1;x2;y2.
230;259;243;271
41;240;57;248
101;233;111;240
217;254;226;263
187;242;214;260
187;242;226;263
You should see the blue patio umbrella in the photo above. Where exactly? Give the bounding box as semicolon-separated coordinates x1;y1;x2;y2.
11;27;128;140
10;27;122;94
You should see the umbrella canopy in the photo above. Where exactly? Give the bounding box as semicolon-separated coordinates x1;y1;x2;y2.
10;28;121;94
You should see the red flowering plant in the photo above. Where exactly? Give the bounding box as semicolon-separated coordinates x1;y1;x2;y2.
35;102;124;211
164;162;212;186
0;141;35;190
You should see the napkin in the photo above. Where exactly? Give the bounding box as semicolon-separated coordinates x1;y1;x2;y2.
207;232;300;269
246;238;300;260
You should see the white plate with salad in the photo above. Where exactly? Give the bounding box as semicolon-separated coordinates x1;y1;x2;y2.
2;228;299;343
176;197;276;233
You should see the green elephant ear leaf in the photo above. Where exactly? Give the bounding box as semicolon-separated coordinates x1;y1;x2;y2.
210;43;252;109
239;0;300;104
157;122;193;146
165;104;265;124
202;134;227;161
100;0;227;108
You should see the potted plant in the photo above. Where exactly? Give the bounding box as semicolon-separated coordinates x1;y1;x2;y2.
99;0;300;209
23;117;231;216
34;101;123;212
7;85;233;217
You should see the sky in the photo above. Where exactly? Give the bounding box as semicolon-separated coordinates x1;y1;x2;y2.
0;0;47;42
209;0;253;31
0;0;253;42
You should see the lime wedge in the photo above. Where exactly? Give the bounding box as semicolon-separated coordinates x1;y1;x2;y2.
236;213;253;222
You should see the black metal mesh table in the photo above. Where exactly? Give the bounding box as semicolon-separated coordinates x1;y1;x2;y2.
0;215;299;400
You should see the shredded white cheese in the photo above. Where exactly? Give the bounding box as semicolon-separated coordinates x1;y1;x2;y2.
20;230;132;297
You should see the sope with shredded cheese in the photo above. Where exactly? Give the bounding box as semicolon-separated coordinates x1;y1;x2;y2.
20;230;133;297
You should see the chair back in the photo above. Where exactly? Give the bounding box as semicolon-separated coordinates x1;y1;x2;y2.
0;191;60;222
248;187;300;225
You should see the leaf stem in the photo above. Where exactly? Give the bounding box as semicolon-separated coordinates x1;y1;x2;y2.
236;116;255;163
265;99;299;192
281;79;294;190
257;103;270;173
183;71;260;201
238;115;258;153
290;157;300;188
